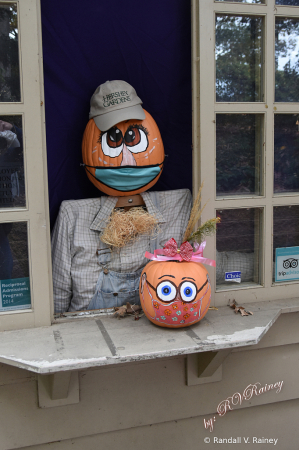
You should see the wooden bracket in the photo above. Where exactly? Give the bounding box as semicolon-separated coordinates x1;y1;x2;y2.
37;371;79;408
186;349;231;386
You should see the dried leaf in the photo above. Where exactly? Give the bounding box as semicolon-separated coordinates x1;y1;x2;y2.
113;303;143;320
227;300;253;317
126;302;134;314
113;305;127;319
228;299;237;309
126;302;142;314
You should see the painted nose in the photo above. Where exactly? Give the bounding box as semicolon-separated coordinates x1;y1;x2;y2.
121;144;136;166
174;290;182;302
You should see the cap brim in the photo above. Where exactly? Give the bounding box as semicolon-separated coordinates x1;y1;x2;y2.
93;105;146;131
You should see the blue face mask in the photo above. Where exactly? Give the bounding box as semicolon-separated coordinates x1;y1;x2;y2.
93;165;162;192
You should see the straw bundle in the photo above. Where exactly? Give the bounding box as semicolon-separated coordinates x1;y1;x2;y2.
100;207;159;248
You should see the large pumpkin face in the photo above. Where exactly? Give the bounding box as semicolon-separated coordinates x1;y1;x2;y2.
82;109;164;196
140;261;211;328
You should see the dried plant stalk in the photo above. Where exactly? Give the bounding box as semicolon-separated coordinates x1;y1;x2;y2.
183;183;206;242
183;183;220;244
186;217;220;243
101;207;159;248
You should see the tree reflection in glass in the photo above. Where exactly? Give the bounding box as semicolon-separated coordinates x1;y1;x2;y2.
216;114;263;196
0;115;25;207
276;0;299;5
216;15;263;102
274;114;299;193
0;3;20;102
275;18;299;102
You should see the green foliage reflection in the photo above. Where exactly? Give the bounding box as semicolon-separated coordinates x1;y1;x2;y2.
275;18;299;102
0;4;20;102
216;15;263;102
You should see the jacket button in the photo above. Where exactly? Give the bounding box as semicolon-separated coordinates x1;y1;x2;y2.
103;268;109;275
113;292;118;296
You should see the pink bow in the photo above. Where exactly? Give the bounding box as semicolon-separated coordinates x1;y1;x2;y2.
163;238;193;261
145;238;216;267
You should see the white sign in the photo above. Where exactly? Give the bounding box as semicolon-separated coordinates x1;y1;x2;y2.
275;247;299;282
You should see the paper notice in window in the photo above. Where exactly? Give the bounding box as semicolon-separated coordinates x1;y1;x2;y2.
0;277;31;311
225;271;241;283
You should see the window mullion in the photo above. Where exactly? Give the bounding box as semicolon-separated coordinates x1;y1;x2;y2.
196;0;217;303
264;0;275;289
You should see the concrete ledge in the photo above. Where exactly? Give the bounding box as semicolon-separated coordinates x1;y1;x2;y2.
0;298;298;374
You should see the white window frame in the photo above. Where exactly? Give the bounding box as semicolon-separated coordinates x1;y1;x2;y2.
0;0;52;331
192;0;299;306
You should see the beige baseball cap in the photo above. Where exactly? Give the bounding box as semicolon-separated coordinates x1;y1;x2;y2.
89;80;145;131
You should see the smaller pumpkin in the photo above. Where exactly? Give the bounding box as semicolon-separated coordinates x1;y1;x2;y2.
82;109;164;196
139;260;211;328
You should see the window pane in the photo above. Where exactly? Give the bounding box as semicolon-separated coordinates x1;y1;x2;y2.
273;205;299;282
0;221;31;311
216;114;263;196
0;115;25;207
216;15;263;102
276;0;299;5
275;18;299;102
0;4;20;102
274;114;299;193
217;0;265;3
216;208;261;289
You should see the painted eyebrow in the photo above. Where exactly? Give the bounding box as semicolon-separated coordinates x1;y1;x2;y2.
182;277;196;281
158;275;175;279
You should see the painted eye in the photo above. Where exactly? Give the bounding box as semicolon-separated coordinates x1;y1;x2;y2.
107;127;123;147
101;128;123;158
124;127;141;146
124;128;148;154
180;282;197;302
157;281;176;302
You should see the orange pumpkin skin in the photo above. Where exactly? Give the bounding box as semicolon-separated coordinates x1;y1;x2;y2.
82;109;164;196
139;260;211;328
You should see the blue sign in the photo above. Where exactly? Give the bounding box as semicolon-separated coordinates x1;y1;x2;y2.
275;247;299;282
225;271;241;283
0;277;31;311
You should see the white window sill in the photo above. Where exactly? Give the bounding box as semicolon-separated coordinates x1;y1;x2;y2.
0;298;298;375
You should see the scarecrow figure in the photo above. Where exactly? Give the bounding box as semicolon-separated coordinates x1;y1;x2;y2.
52;81;192;313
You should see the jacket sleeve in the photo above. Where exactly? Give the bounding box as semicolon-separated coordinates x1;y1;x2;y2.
51;203;73;313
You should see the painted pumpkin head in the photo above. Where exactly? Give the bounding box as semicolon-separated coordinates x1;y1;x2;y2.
139;260;211;328
82;109;164;196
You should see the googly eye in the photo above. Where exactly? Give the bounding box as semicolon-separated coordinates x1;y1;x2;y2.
156;281;176;302
180;281;197;302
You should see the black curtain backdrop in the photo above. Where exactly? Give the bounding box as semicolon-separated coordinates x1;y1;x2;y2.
41;0;192;228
